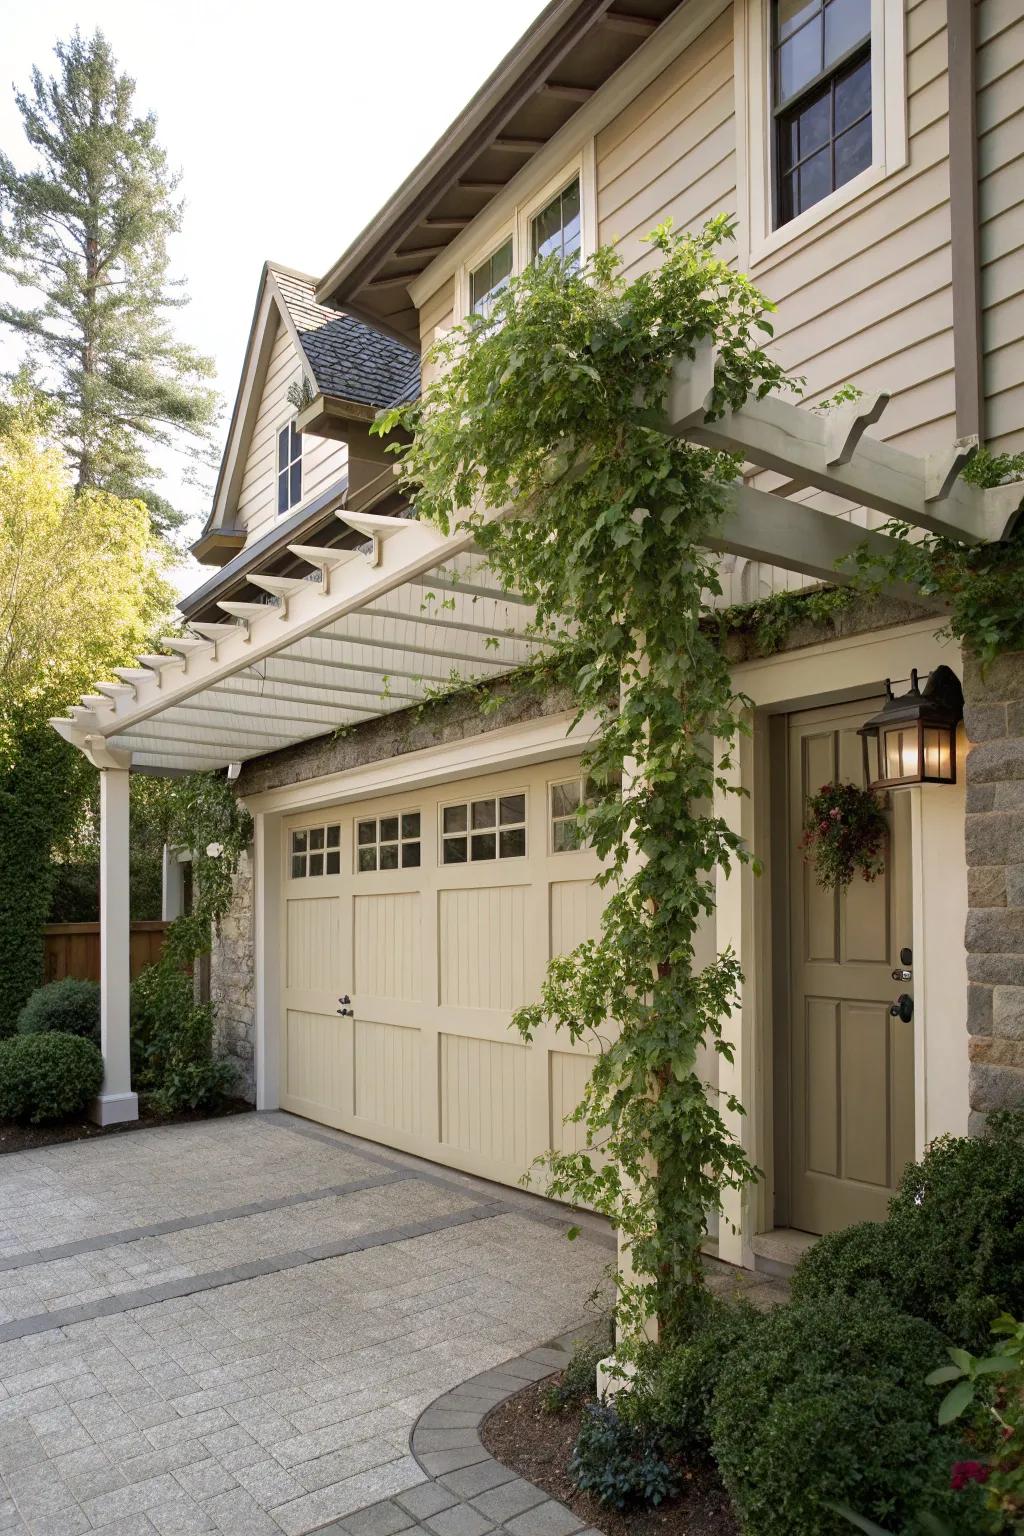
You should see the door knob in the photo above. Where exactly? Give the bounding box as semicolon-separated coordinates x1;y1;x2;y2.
889;993;913;1023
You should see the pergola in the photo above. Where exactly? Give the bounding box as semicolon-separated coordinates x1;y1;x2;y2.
52;342;1023;1124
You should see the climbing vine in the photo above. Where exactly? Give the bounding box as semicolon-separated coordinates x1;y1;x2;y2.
376;216;791;1338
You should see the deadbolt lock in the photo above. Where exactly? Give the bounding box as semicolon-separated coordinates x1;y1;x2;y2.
892;968;912;982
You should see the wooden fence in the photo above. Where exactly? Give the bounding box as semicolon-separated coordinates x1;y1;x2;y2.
42;921;171;984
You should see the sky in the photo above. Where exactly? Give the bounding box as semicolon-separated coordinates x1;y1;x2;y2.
0;0;547;592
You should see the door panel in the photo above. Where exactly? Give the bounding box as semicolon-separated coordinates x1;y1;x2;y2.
279;759;605;1189
787;698;914;1234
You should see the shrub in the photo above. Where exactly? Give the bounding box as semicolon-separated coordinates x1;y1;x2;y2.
0;1032;103;1122
791;1113;1024;1349
623;1290;759;1458
16;977;100;1043
130;963;235;1113
542;1320;615;1413
570;1402;677;1511
710;1296;979;1536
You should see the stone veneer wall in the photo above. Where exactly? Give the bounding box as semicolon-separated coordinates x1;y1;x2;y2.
209;851;255;1101
964;652;1024;1131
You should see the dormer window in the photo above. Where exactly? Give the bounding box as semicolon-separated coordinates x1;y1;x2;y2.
470;238;513;318
531;177;581;268
277;421;302;515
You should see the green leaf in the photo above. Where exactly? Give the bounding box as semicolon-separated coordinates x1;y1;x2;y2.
937;1379;976;1424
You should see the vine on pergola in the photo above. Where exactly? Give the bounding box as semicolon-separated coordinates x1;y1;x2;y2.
377;217;791;1338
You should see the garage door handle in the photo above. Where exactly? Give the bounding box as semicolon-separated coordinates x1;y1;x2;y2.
337;994;353;1018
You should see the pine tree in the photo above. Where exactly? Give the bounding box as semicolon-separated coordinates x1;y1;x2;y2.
0;29;218;535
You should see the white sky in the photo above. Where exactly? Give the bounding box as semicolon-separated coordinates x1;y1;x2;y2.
0;0;546;591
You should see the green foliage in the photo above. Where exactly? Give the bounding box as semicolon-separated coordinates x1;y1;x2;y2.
801;781;888;889
376;215;791;1338
17;977;99;1042
623;1291;758;1458
791;1113;1024;1352
718;583;856;656
926;1314;1024;1531
961;450;1024;490
0;30;218;534
542;1323;615;1414
710;1296;977;1536
0;1030;103;1121
570;1402;677;1511
130;963;235;1113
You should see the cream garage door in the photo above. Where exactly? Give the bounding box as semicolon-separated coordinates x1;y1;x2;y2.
280;759;605;1189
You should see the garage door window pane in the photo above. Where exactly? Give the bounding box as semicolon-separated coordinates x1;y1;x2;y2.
443;836;468;864
445;794;526;861
309;853;323;876
443;804;467;834
471;799;496;829
309;828;324;851
499;794;525;825
290;823;340;877
472;832;497;860
291;854;306;878
357;820;376;845
402;842;421;868
292;831;307;853
402;812;421;839
500;827;526;858
358;846;377;872
326;825;341;848
326;850;341;875
357;810;421;872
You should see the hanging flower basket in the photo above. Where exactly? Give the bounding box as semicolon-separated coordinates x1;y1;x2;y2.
802;781;888;889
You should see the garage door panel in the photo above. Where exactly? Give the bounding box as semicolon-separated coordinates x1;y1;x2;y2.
438;885;530;1010
286;897;341;992
285;1009;350;1123
550;879;606;957
440;1032;528;1169
354;892;423;1001
353;1018;422;1135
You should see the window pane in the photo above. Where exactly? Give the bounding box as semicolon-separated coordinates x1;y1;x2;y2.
278;470;289;515
402;842;421;868
291;855;306;878
834;54;871;132
290;459;302;507
561;179;581;266
309;853;323;877
325;850;340;875
402;812;421;839
278;426;290;472
380;816;399;842
357;820;376;845
326;825;340;848
777;15;822;102
777;0;821;40
471;238;513;316
471;799;496;829
551;781;581;818
834;113;872;187
797;146;832;212
499;794;525;825
797;90;831;158
532;196;562;261
379;843;399;870
292;831;308;853
471;832;496;861
443;836;467;864
443;804;467;834
309;827;325;851
779;169;800;225
553;819;580;853
824;0;870;65
290;422;301;464
358;846;377;872
499;827;526;859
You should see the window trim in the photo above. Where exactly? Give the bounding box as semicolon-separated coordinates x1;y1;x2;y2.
438;788;529;865
355;809;422;873
454;147;596;325
287;820;341;880
736;0;906;267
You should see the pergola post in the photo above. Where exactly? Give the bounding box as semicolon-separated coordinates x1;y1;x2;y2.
92;752;138;1126
161;844;186;921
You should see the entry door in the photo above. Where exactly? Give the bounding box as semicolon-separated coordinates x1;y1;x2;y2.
786;698;915;1234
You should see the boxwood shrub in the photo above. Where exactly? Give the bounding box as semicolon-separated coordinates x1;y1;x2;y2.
16;977;100;1043
0;1032;103;1122
791;1111;1024;1349
710;1296;979;1536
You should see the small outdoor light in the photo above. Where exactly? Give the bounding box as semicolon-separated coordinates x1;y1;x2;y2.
858;666;964;790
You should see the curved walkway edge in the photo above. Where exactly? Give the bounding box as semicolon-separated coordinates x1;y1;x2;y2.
321;1326;605;1536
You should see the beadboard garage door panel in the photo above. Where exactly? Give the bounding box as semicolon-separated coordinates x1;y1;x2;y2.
280;760;605;1188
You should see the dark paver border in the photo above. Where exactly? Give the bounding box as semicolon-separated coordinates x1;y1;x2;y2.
321;1328;606;1536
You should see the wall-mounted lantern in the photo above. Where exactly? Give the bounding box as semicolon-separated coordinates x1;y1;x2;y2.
858;666;964;790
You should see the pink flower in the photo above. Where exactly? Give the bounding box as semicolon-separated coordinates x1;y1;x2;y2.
950;1461;989;1492
830;808;841;819
819;820;829;832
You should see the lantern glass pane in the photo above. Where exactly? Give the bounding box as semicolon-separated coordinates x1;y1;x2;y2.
923;726;951;781
883;725;920;781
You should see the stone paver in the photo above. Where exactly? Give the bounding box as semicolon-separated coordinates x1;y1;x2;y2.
0;1114;613;1535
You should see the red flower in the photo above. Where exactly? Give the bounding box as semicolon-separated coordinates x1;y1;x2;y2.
950;1460;990;1492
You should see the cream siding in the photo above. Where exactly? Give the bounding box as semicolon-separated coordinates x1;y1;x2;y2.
978;0;1024;454
236;320;348;546
419;276;456;390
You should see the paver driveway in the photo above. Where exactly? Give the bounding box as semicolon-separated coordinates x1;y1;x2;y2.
0;1112;613;1536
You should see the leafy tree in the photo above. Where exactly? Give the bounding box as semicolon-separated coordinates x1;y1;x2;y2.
0;29;218;535
0;386;174;1026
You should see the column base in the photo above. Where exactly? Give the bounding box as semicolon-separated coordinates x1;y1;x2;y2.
88;1091;140;1127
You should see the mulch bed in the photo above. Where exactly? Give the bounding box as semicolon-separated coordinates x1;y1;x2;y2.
480;1377;739;1536
0;1098;253;1155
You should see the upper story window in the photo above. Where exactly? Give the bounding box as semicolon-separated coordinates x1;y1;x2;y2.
531;176;582;268
773;0;871;227
277;420;302;515
470;238;513;318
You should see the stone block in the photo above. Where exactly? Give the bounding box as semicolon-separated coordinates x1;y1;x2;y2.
965;811;1024;865
968;952;1024;985
969;1060;1024;1113
963;650;1024;704
970;1036;1024;1068
995;784;1024;811
968;984;994;1036
994;986;1024;1040
967;740;1024;784
1007;702;1024;737
964;702;1008;742
1007;867;1024;907
968;867;1006;908
966;908;1024;954
966;782;997;813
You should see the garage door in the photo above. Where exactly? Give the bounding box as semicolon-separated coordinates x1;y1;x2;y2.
280;758;605;1189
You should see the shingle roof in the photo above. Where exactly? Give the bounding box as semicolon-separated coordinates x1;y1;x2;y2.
271;265;420;409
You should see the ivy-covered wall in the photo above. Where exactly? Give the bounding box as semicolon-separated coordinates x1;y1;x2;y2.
964;652;1024;1131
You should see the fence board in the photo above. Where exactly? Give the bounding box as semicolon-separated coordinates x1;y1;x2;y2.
42;922;171;984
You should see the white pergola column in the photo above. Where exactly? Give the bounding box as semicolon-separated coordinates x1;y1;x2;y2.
161;844;186;921
92;759;139;1125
